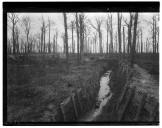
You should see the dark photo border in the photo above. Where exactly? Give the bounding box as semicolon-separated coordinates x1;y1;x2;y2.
3;1;160;126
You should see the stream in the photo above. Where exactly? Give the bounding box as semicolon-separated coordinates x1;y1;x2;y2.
79;70;112;121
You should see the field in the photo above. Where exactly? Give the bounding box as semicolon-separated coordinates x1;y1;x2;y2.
6;53;159;122
7;54;109;122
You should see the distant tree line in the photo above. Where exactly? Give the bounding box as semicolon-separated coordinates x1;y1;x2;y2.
7;13;159;65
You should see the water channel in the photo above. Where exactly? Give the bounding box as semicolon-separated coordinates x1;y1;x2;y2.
79;70;112;121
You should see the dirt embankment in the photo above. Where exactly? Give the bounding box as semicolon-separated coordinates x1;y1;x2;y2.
7;55;111;122
94;59;159;123
7;55;159;123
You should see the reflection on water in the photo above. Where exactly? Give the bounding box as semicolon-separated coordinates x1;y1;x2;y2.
98;71;112;102
94;70;112;118
80;70;112;121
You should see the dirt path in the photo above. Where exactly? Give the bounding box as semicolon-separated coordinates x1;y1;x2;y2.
131;64;159;100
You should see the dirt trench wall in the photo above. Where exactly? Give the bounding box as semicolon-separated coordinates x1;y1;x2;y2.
53;61;113;122
42;59;159;123
50;59;130;122
108;60;159;123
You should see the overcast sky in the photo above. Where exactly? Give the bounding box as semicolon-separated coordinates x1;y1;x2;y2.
7;12;159;52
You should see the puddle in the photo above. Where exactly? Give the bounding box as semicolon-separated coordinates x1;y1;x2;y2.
79;70;112;121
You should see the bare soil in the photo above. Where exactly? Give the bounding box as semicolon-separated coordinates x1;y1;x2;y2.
6;54;159;122
7;54;108;122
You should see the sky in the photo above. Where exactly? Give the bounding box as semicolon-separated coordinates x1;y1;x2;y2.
7;12;159;52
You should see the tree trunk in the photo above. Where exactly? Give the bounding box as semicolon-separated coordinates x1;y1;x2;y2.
152;17;155;53
48;20;51;53
106;24;109;54
27;33;29;53
131;13;138;67
128;14;133;54
55;32;58;53
71;22;74;54
137;34;140;53
41;27;43;53
75;13;80;63
63;13;69;67
12;24;15;54
155;18;157;53
123;27;125;54
43;29;46;53
109;15;113;53
118;13;122;53
53;35;56;54
157;28;159;53
99;30;103;54
141;30;143;53
79;14;84;63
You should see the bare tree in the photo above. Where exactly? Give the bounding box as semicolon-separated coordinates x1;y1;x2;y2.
146;38;149;53
83;25;87;53
156;26;159;53
53;34;56;53
7;38;12;54
55;30;58;53
75;13;80;63
117;13;122;53
20;38;25;53
115;31;118;53
93;32;97;53
63;13;69;67
22;16;31;53
40;16;48;53
48;18;55;53
108;14;113;53
154;17;157;53
70;21;75;54
140;29;143;53
61;33;66;54
79;14;85;63
123;26;125;54
29;36;35;53
43;20;46;53
124;13;133;54
136;30;140;53
40;26;43;53
8;13;19;54
48;17;51;53
131;13;138;67
143;14;159;54
15;26;20;54
83;23;90;54
128;13;133;54
34;33;40;53
89;17;103;54
152;16;155;53
106;16;109;54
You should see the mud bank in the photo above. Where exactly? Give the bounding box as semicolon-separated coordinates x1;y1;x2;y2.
94;60;159;124
49;59;159;123
10;57;158;123
41;59;117;122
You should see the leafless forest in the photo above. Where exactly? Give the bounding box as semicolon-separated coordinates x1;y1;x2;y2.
7;13;159;58
7;12;159;123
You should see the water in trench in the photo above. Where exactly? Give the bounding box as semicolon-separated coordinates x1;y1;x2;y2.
79;70;112;121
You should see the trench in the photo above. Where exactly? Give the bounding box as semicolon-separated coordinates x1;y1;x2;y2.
79;70;112;121
55;59;158;123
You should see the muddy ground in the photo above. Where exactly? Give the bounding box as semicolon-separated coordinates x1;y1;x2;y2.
94;54;159;122
6;53;159;122
7;54;110;122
